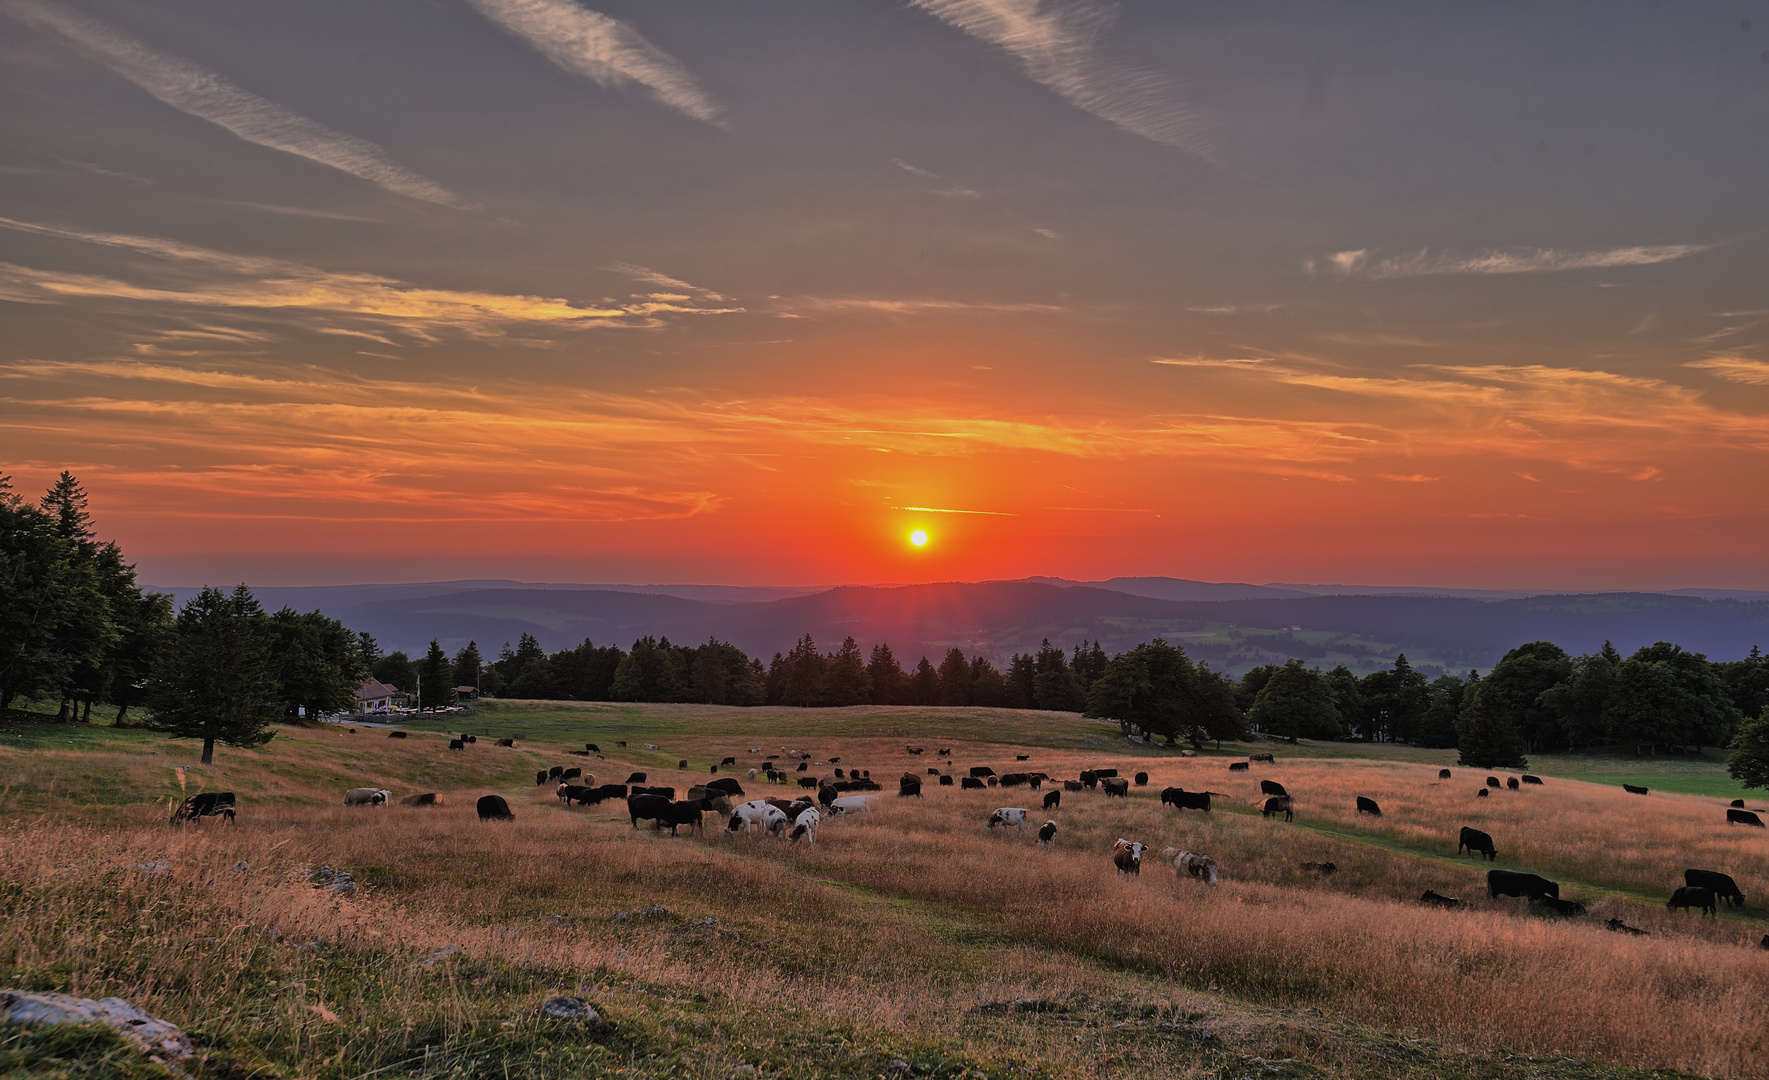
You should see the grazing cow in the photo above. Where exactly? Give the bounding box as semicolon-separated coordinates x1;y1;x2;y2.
1043;789;1061;810
796;762;808;773
1356;796;1381;816
999;772;1028;788
626;772;647;785
1016;754;1030;761
1229;762;1249;772
388;731;408;739
1486;776;1500;789
1094;769;1119;779
1476;788;1490;798
937;747;950;756
616;741;626;748
927;767;940;775
1507;776;1521;791
938;775;954;786
586;743;599;753
577;784;627;805
1522;775;1543;785
1623;784;1649;795
632;785;677;799
798;776;820;789
1133;771;1149;786
720;756;736;766
1301;861;1337;875
907;746;925;755
1727;808;1765;827
558;784;594;805
677;759;688;769
476;794;514;821
1438;768;1452;779
1063;779;1084;792
748;769;758;780
171;791;236;825
1684;869;1745;908
535;770;549;786
1037;820;1057;847
961;776;985;790
1112;838;1145;876
1730;798;1746;808
1419;890;1461;908
970;767;996;778
1261;796;1293;822
627;793;672;829
1250;752;1274;763
1259;780;1288;798
561;767;582;781
343;787;390;808
449;739;464;751
1162;787;1213;812
659;800;707;836
1173;850;1219;885
1028;775;1044;790
1102;777;1130;798
495;738;513;747
828;795;872;820
1458;827;1497;861
987;807;1029;834
1487;870;1558;900
702;777;743;799
1761;935;1769;950
1533;895;1586;917
899;775;922;798
400;792;440;807
1080;771;1098;790
728;800;789;837
1605;918;1648;935
549;766;564;779
788;806;820;843
833;768;845;779
1666;886;1717;917
830;757;841;764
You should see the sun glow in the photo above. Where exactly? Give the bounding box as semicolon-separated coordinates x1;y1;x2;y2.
909;528;929;548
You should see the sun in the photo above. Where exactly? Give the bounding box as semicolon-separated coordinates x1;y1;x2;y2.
909;528;929;548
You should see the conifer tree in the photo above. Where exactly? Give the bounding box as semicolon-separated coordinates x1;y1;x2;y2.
145;585;279;764
1457;678;1529;769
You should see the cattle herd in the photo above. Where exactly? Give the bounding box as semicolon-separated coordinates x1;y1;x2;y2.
173;730;1763;941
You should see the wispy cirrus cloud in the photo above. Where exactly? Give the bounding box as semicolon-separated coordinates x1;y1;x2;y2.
1;0;461;206
1685;355;1769;385
1314;243;1710;281
464;0;724;127
787;297;1062;317
0;217;742;336
909;0;1213;160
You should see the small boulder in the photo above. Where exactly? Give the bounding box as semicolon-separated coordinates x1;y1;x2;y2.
539;996;600;1022
0;990;195;1066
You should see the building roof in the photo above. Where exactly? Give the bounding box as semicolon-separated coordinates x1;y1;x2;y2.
356;679;402;701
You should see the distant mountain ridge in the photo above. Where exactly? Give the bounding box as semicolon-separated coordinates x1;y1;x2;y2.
140;577;1769;674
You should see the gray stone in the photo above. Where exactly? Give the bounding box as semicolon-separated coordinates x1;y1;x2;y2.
612;904;667;921
0;989;195;1067
423;945;463;965
539;996;600;1022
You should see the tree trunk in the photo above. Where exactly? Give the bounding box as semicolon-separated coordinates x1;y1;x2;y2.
56;698;70;723
81;698;92;724
114;703;130;727
201;738;215;765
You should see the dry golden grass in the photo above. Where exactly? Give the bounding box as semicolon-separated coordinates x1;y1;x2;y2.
3;715;1767;1079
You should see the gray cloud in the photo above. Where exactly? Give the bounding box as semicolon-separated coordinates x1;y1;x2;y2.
2;0;461;206
1320;244;1710;281
909;0;1213;160
464;0;724;127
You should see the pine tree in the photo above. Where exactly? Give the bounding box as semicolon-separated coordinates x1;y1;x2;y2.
452;641;484;692
908;656;939;705
866;643;906;705
937;648;971;706
1457;679;1529;769
822;636;871;705
145;585;280;764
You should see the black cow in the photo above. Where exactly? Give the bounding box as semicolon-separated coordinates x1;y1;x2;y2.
1438;768;1451;779
388;731;408;739
1043;789;1061;810
961;776;985;790
1522;775;1543;785
1015;754;1030;761
798;776;819;789
721;756;736;766
561;767;582;780
1760;934;1769;950
1259;780;1288;798
1485;776;1500;789
1229;762;1249;772
476;794;513;821
898;775;922;798
558;784;592;805
1666;886;1716;917
495;738;513;747
626;772;648;785
1079;771;1098;789
1133;771;1149;786
401;792;439;807
796;762;808;773
449;739;464;750
1261;796;1293;822
1476;788;1490;798
586;743;599;753
1727;808;1765;827
627;793;671;828
1507;776;1521;790
1684;870;1744;908
633;785;676;799
927;767;940;775
817;785;838;808
578;784;627;805
1533;895;1585;917
1730;798;1745;808
1162;787;1213;812
970;766;996;778
548;766;563;779
1623;784;1649;795
660;800;706;835
1488;870;1558;900
999;773;1029;788
1458;827;1497;861
833;768;845;779
535;770;549;786
1356;796;1381;816
937;747;950;756
1419;890;1461;908
1250;752;1274;762
706;777;744;797
1063;779;1084;792
1094;769;1119;779
171;791;236;825
1102;777;1130;797
1606;918;1648;936
938;775;954;786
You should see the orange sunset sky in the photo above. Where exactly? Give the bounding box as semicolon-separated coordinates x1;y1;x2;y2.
2;0;1766;589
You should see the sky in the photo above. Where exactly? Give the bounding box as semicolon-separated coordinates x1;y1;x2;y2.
2;0;1767;590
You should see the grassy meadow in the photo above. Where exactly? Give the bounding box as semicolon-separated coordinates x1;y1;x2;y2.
2;700;1766;1080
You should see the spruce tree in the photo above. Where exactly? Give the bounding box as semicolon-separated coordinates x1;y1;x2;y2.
145;585;279;764
419;639;454;711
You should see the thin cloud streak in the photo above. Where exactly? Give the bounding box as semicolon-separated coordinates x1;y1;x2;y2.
908;0;1213;160
895;505;1017;516
1686;356;1769;385
464;0;724;127
2;0;461;206
1319;244;1709;280
788;297;1062;316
